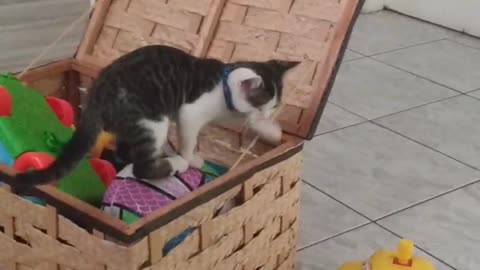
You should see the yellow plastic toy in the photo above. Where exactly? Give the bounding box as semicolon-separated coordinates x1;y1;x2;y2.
68;125;115;158
338;239;435;270
91;131;115;158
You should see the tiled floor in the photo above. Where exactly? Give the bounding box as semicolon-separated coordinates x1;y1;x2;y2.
297;10;480;270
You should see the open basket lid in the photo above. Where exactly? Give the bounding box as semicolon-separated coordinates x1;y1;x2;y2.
76;0;364;140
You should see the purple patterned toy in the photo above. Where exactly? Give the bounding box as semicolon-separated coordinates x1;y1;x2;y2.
102;144;227;224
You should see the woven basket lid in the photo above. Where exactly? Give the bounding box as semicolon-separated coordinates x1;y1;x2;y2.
76;0;364;139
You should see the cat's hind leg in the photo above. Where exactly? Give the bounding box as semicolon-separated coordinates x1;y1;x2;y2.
124;117;188;179
132;156;188;179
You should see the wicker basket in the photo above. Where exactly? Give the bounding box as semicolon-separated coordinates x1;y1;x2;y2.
0;0;364;269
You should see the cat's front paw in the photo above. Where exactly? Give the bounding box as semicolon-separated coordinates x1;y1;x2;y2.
249;119;282;144
186;155;204;169
166;156;189;175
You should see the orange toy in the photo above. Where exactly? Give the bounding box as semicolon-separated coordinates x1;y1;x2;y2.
338;239;435;270
91;131;115;158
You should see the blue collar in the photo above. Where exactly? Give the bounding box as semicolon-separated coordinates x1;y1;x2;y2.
222;67;236;111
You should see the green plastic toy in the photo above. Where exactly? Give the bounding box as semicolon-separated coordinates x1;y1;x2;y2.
0;73;106;206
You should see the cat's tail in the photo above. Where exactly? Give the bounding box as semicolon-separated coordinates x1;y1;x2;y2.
12;106;103;190
0;169;15;187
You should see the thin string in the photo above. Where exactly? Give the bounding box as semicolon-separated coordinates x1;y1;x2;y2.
229;105;284;170
18;7;93;78
212;137;259;158
229;57;315;170
230;136;260;170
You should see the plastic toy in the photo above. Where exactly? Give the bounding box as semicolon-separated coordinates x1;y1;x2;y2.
45;96;74;127
0;73;115;205
0;141;13;166
91;131;115;158
338;239;435;270
89;158;116;187
0;86;12;117
13;152;54;174
102;143;228;224
102;143;229;255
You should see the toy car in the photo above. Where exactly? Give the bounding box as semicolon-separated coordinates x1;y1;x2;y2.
0;73;115;205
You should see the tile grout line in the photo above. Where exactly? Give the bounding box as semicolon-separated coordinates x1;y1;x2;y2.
373;177;480;222
382;8;451;33
467;88;480;93
343;57;365;63
328;101;369;119
312;101;369;138
372;121;480;172
368;93;464;122
447;38;480;52
374;222;458;270
346;48;367;56
303;175;480;226
318;91;480;140
465;89;480;101
347;36;452;59
321;97;480;172
363;38;448;58
329;93;463;125
367;56;466;94
302;180;373;220
313;120;368;138
380;7;479;57
296;222;373;252
314;92;463;138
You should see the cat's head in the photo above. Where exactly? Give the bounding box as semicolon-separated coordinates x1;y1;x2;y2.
227;60;300;117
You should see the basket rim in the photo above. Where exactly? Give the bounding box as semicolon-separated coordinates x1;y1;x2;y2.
301;0;366;139
0;136;303;244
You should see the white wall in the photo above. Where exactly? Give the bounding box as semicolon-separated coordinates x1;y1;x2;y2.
0;0;89;73
385;0;480;37
362;0;480;38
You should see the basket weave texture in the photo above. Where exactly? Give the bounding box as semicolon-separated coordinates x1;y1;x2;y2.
0;153;302;270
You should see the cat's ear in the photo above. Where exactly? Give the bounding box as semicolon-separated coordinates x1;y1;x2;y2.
268;60;301;76
240;75;272;107
240;76;263;93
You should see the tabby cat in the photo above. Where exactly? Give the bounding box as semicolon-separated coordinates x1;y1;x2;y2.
2;45;299;192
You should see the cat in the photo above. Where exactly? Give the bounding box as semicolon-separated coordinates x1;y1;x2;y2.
1;45;299;193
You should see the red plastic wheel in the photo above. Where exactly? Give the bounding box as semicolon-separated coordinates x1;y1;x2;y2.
89;158;116;187
0;86;12;117
13;152;54;172
45;97;74;127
